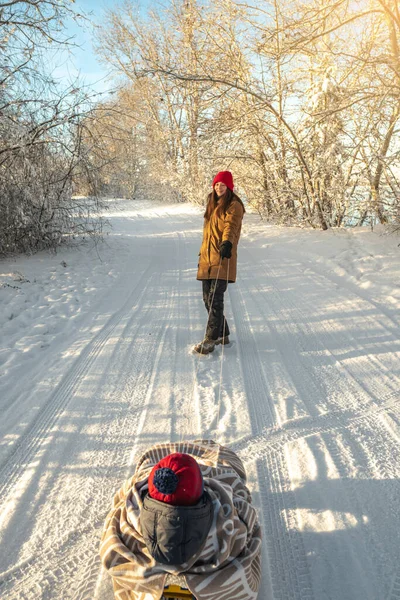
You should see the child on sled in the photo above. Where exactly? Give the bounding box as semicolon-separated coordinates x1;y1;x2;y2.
100;440;262;600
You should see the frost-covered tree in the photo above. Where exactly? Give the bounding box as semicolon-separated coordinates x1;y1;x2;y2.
0;0;105;254
96;0;399;228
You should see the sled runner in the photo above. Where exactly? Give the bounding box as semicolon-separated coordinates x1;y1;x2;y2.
162;583;195;599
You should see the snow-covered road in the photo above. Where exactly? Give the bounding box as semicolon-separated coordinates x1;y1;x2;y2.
0;199;399;600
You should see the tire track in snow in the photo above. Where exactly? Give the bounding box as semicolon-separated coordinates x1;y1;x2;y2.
0;260;174;598
228;283;277;432
286;421;400;599
241;246;399;422
235;274;325;420
76;321;172;600
239;249;357;418
316;427;396;599
259;453;314;600
0;263;154;511
388;571;400;599
232;391;399;462
295;259;400;401
285;246;400;331
169;231;201;442
269;253;400;412
228;279;315;600
239;245;354;424
71;235;181;600
0;267;163;594
263;254;400;457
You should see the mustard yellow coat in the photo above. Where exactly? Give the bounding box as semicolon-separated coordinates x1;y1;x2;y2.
197;196;244;283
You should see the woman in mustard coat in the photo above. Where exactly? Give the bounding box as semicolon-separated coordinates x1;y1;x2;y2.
194;171;245;354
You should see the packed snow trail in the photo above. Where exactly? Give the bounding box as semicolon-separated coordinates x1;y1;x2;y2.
0;199;399;600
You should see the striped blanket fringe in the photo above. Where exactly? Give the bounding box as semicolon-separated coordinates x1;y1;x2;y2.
100;440;262;600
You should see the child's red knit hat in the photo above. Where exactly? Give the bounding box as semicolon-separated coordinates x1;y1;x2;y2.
148;453;204;506
212;171;234;191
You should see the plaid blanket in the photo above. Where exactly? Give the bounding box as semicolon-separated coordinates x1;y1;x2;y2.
100;440;262;600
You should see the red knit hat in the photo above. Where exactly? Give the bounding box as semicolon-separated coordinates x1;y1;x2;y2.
212;171;234;191
148;453;204;506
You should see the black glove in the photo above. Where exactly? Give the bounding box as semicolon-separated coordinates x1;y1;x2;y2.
220;240;232;259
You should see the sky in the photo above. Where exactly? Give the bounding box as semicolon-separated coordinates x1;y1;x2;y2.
50;0;150;96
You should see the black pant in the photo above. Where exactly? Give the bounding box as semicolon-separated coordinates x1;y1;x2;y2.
202;279;230;341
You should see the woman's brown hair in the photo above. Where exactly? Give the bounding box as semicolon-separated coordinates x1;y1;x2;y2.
204;187;235;221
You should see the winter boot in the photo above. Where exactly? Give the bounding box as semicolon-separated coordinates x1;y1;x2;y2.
193;338;216;354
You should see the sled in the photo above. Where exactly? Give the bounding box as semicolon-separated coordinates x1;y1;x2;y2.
162;583;195;599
